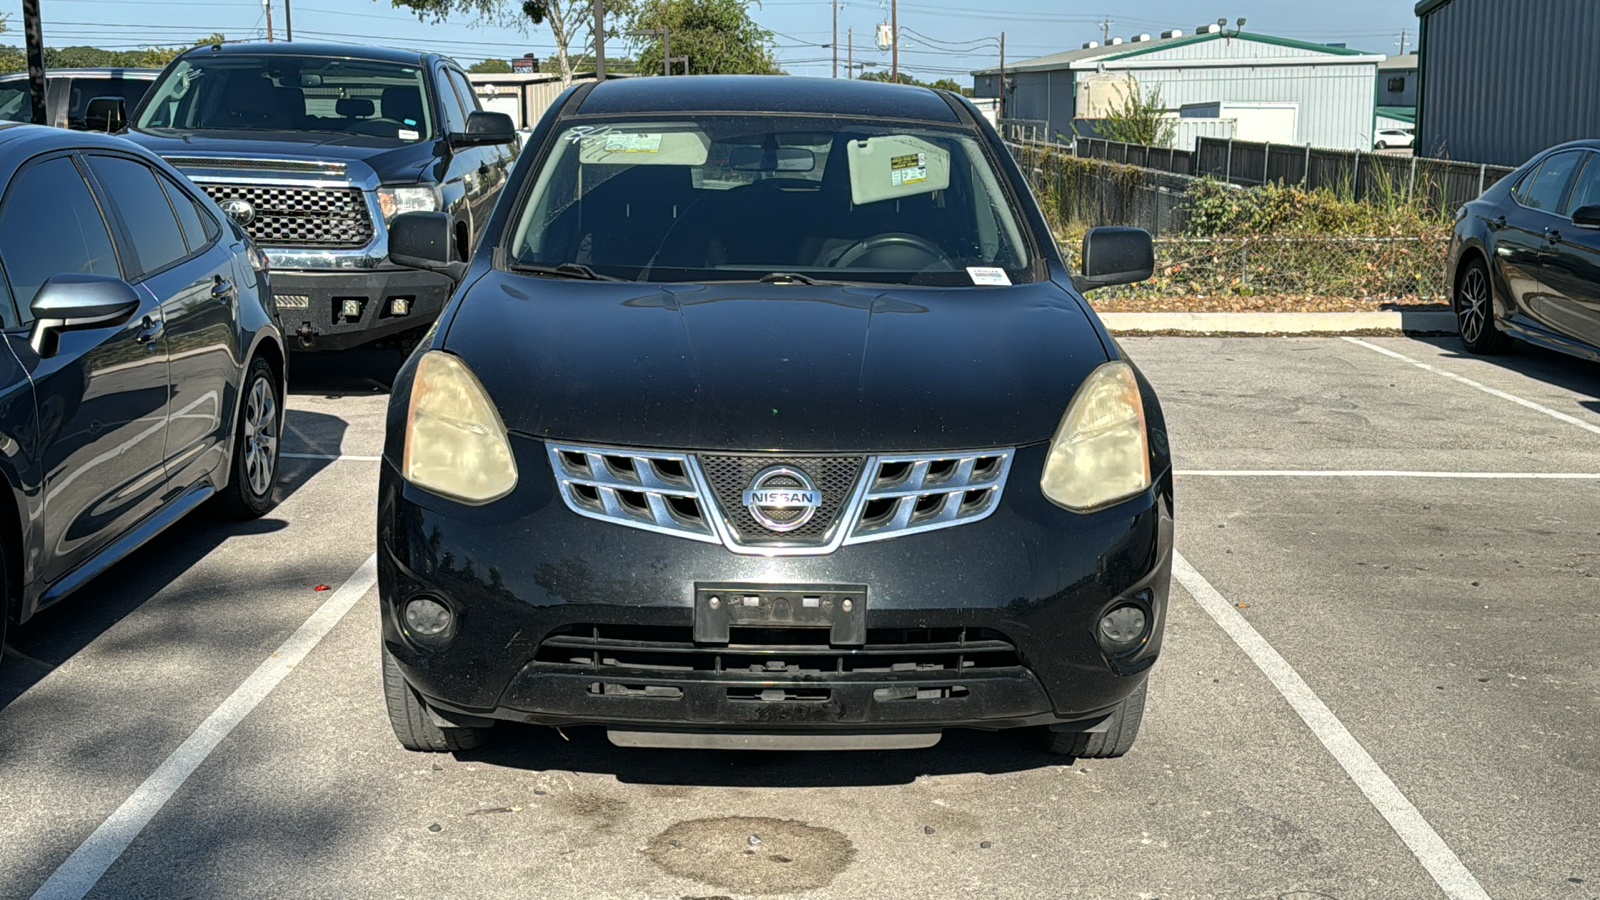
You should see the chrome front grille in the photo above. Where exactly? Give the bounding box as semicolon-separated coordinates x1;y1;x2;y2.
196;183;374;248
698;454;864;546
547;444;718;543
546;443;1015;555
844;451;1014;544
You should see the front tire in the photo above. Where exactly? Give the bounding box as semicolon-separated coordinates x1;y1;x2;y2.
382;645;490;752
1455;257;1513;354
1043;679;1147;758
1376;141;1388;150
217;356;282;518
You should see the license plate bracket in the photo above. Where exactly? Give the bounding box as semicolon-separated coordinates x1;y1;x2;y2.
693;583;867;645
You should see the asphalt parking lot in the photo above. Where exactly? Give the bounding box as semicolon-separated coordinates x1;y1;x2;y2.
1;335;1597;900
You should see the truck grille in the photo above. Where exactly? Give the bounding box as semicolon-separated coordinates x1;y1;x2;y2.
197;183;374;248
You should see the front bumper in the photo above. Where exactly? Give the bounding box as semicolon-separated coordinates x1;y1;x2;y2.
271;267;453;351
378;437;1173;735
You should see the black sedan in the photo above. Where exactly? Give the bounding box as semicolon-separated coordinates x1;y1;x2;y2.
0;124;286;658
1450;139;1600;358
377;76;1172;757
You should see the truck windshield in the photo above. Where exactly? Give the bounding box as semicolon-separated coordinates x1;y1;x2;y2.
135;55;435;141
508;116;1033;286
0;80;34;124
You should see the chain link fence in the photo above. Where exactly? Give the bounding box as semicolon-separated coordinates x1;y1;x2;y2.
1010;140;1452;301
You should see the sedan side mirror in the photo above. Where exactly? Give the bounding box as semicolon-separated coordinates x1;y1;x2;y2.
448;111;516;148
389;211;468;283
1073;226;1154;292
1573;205;1600;229
83;96;126;133
29;273;142;358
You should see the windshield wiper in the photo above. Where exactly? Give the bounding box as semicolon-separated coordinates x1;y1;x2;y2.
510;262;623;281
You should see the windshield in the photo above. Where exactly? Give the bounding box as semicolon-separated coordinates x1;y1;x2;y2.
0;79;34;124
135;55;434;141
508;116;1033;286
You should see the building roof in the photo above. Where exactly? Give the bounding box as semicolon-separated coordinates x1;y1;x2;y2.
1376;105;1417;124
1379;53;1418;70
972;30;1375;76
1415;0;1454;15
577;75;960;123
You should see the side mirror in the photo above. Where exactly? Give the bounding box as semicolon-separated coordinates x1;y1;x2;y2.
83;96;127;133
1573;205;1600;229
389;211;468;283
449;111;516;148
29;273;142;358
1073;226;1154;292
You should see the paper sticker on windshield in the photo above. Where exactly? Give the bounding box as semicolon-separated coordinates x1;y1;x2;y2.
967;267;1011;286
890;152;927;186
603;132;663;153
398;128;420;141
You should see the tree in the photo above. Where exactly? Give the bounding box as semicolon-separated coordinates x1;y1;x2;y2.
856;71;973;97
469;58;514;73
619;0;779;76
1095;80;1176;148
0;35;226;75
390;0;619;86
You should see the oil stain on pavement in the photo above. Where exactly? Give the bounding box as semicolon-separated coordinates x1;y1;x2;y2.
644;815;855;895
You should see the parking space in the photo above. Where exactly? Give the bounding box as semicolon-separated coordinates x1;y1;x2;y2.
2;337;1597;900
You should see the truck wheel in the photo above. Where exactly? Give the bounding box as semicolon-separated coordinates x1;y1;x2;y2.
382;644;490;752
1042;679;1147;758
217;356;282;519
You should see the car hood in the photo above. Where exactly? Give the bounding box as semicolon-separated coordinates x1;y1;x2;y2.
442;274;1110;452
124;128;437;184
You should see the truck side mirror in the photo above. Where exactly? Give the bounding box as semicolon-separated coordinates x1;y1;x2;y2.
449;111;516;148
389;211;468;283
83;97;126;133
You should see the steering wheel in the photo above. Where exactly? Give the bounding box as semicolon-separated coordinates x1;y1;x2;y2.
832;232;949;269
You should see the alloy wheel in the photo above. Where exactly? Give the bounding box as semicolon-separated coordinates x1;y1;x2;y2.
242;375;279;497
1457;266;1489;345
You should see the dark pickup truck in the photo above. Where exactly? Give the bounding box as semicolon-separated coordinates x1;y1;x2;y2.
115;42;517;350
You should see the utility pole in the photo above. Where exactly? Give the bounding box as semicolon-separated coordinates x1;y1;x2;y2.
593;0;607;80
890;0;897;82
832;0;839;78
1100;17;1112;44
22;0;44;126
848;27;853;78
285;0;293;41
1397;28;1408;55
998;31;1005;122
264;0;274;42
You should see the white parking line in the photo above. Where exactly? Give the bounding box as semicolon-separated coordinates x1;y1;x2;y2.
1172;551;1492;900
1343;337;1600;437
28;554;379;900
1177;469;1600;479
281;452;382;462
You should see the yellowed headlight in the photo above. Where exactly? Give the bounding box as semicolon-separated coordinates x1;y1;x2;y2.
403;351;517;504
1040;361;1150;511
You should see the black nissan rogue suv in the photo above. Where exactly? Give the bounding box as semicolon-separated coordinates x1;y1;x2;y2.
120;41;516;350
376;76;1173;757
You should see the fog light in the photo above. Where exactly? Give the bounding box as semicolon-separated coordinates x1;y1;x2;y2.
403;596;452;637
1098;604;1147;650
390;297;411;316
341;298;363;320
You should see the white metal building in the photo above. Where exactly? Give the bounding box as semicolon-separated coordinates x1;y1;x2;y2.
972;28;1383;151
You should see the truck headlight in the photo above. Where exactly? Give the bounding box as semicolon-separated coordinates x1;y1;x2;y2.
376;184;441;222
403;351;517;504
1040;361;1150;511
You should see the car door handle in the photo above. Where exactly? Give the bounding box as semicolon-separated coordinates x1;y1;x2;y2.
1488;215;1506;229
135;316;164;346
212;277;236;302
1546;229;1562;244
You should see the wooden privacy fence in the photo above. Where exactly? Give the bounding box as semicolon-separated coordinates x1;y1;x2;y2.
1074;136;1517;211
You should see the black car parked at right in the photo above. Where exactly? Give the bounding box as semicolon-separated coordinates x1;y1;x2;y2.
1449;139;1600;359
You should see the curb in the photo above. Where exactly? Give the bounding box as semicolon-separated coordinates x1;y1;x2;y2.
1096;311;1458;335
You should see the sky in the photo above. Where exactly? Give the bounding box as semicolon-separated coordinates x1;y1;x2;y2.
3;0;1422;80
